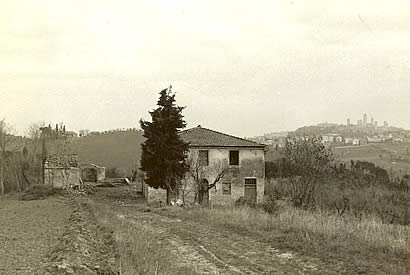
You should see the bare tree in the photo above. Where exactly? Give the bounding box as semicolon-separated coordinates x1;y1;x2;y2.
24;122;46;185
284;136;333;208
185;153;206;203
186;153;233;204
0;119;14;195
26;121;45;140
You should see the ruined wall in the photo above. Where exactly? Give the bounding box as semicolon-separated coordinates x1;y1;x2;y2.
44;167;81;189
182;147;265;205
80;165;105;183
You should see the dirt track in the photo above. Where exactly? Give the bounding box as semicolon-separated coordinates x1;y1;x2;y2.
94;186;346;274
114;209;344;274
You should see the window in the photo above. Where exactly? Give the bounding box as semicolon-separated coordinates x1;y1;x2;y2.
245;178;257;185
229;150;239;165
222;182;231;195
198;150;209;166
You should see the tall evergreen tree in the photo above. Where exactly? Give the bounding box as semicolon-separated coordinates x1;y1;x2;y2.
140;86;189;204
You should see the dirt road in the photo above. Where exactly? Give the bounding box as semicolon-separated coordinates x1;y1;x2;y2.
94;187;345;274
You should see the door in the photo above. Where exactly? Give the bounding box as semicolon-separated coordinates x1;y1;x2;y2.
199;179;209;206
244;178;257;203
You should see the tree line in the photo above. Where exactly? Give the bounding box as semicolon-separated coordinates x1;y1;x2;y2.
0;119;75;195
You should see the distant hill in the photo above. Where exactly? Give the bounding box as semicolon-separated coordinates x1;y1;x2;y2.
71;131;144;174
294;124;407;137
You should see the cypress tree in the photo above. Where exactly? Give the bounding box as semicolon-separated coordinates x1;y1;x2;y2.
140;86;189;204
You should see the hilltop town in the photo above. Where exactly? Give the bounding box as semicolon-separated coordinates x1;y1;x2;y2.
250;113;410;147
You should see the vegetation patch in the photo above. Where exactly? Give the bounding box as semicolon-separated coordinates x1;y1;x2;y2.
19;184;63;201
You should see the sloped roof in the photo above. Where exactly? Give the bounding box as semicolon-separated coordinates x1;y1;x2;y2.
179;126;265;148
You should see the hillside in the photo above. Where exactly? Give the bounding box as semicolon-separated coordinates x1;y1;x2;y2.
264;142;410;179
71;131;144;174
334;142;410;178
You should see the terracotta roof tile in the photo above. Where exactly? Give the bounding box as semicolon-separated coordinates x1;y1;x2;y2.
179;126;265;148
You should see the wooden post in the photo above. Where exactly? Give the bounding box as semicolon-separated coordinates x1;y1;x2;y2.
41;136;46;185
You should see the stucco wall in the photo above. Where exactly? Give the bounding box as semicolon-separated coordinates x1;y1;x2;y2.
182;147;265;205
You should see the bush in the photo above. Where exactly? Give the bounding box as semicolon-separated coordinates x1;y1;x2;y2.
261;194;282;215
19;184;62;201
264;178;290;199
235;196;256;207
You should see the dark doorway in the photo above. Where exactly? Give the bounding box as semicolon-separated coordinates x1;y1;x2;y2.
199;179;209;206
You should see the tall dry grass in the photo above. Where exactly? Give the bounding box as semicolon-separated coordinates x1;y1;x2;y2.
169;204;409;273
180;205;409;252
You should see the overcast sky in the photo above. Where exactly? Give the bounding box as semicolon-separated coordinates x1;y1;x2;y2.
1;0;409;137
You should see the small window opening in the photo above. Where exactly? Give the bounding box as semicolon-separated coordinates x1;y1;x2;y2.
198;150;209;166
222;182;231;195
229;150;239;165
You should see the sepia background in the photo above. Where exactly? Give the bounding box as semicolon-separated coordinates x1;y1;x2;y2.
1;0;409;136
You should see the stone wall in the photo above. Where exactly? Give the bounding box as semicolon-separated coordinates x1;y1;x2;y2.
44;167;81;189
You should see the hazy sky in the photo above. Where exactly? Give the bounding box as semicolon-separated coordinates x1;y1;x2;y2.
1;0;409;137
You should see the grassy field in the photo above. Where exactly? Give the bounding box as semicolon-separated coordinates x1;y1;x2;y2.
71;131;144;174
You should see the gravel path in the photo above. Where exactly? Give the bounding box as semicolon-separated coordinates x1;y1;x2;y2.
0;195;72;275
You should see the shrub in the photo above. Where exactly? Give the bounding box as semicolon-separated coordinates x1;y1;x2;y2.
19;184;62;200
264;178;289;199
261;194;282;215
235;196;256;207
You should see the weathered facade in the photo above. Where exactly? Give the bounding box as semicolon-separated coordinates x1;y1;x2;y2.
143;126;266;206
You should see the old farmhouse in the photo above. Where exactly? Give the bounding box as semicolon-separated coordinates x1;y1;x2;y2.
143;126;266;206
